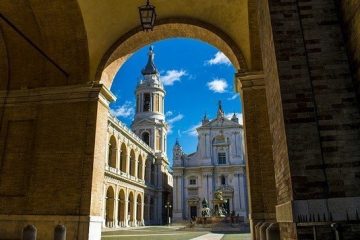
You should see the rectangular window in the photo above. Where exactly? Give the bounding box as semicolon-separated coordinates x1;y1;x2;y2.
189;179;196;185
143;93;150;112
218;152;226;164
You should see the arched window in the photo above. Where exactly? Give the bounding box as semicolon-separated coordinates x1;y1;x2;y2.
142;132;150;146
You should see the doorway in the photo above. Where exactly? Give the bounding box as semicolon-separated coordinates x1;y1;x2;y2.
190;206;197;219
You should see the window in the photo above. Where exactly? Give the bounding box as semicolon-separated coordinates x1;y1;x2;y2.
218;152;226;164
143;93;150;111
189;178;196;185
142;132;150;146
221;176;226;185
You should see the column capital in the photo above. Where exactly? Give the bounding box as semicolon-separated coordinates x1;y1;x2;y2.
235;71;265;91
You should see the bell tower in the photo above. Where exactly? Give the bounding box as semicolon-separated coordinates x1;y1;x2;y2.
132;46;167;157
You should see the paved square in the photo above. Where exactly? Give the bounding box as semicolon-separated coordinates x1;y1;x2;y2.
101;226;251;240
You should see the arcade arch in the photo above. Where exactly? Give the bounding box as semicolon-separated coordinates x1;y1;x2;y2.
108;136;117;168
98;19;277;236
105;186;115;227
120;143;127;172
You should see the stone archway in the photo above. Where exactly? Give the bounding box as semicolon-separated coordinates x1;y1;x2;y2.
118;189;126;227
136;194;142;225
108;135;117;168
138;155;143;180
129;150;136;177
96;18;248;89
97;18;277;238
2;1;358;239
105;186;115;228
120;143;127;173
128;192;135;226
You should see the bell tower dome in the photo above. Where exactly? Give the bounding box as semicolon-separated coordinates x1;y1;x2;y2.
131;46;167;156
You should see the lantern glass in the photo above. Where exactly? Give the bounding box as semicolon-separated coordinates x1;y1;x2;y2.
139;1;156;31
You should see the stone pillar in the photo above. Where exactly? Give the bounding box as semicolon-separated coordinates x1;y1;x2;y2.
256;0;360;238
142;162;146;181
124;200;129;227
115;147;120;170
236;72;277;235
114;192;119;227
102;186;107;227
133;196;137;227
105;131;110;167
125;150;130;175
141;197;145;226
134;158;138;178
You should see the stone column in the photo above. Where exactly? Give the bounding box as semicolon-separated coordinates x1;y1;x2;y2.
125;149;130;175
102;185;107;227
134;158;138;178
236;72;277;235
105;131;110;167
114;190;119;227
115;147;120;170
133;196;137;226
124;199;129;227
142;162;146;181
141;197;145;226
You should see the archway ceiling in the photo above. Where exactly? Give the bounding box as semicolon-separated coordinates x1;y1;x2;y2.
77;0;251;81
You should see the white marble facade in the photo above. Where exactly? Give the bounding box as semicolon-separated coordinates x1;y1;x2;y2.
172;102;248;221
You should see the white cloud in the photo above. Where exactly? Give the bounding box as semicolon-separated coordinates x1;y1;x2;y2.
183;122;202;137
207;78;228;93
177;129;182;138
206;51;231;66
167;113;184;134
160;70;187;86
110;101;135;118
225;113;243;125
165;111;173;117
227;94;239;100
168;114;184;124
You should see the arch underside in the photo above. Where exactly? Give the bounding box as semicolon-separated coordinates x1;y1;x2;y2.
97;19;248;89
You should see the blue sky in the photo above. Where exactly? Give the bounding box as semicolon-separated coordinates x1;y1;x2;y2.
110;38;243;165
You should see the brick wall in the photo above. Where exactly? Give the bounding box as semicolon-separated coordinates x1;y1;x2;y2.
339;0;360;101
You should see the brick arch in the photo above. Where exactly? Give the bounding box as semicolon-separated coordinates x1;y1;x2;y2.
0;0;89;90
96;18;248;89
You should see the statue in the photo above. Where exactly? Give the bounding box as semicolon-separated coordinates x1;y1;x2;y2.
212;190;228;217
201;198;211;217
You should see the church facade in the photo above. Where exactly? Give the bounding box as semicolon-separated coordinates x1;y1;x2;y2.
172;103;248;221
103;47;172;228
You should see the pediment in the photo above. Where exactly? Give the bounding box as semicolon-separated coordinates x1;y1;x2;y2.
216;185;234;193
200;117;240;129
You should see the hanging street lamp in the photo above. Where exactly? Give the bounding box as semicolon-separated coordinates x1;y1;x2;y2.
138;0;157;31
